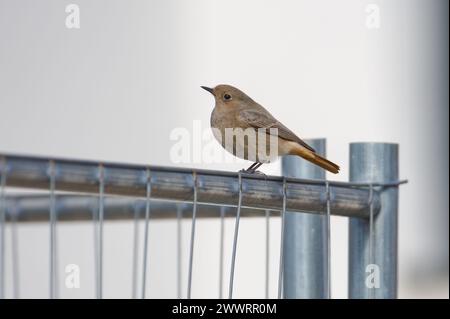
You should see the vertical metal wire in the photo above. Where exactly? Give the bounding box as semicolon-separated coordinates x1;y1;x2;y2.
186;172;198;299
11;204;19;299
141;168;151;299
368;184;374;299
277;178;287;299
131;204;140;299
176;205;183;299
218;206;225;299
49;160;58;299
228;172;243;299
265;209;270;299
93;204;98;298
0;157;6;299
97;164;105;299
325;181;332;299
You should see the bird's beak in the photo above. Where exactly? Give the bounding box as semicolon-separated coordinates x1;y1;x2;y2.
201;86;214;96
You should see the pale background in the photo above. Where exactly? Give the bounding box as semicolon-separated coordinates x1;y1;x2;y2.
0;0;448;298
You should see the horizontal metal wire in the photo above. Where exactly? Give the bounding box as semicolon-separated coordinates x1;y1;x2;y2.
0;153;390;219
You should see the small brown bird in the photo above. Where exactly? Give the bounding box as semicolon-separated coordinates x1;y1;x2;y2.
201;84;340;174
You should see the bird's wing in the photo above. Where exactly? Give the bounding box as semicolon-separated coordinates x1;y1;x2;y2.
238;109;316;152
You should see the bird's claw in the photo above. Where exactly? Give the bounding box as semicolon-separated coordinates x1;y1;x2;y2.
239;169;266;177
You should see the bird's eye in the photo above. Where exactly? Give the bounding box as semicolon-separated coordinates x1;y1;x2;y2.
223;93;232;101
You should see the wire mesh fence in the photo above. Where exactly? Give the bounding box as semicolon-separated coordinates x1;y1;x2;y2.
0;140;407;299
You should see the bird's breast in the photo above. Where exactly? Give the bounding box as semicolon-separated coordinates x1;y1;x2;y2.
210;108;279;163
211;108;236;129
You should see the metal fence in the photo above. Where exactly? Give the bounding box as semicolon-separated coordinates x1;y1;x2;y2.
0;139;407;299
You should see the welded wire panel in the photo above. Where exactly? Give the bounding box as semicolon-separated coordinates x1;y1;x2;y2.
0;146;405;299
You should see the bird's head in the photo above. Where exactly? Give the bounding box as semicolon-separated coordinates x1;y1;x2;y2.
201;84;254;108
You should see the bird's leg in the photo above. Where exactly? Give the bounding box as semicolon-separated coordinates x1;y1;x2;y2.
247;162;259;171
248;162;259;171
252;162;263;172
251;163;266;176
240;162;258;173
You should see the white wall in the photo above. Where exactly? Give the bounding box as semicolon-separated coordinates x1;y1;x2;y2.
0;0;448;298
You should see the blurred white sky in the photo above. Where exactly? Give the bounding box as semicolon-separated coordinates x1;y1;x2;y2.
0;0;448;298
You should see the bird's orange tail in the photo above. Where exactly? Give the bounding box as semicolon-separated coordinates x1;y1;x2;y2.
290;146;340;174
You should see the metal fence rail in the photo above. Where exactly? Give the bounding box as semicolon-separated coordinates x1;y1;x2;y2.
0;140;407;299
2;195;280;221
1;154;381;218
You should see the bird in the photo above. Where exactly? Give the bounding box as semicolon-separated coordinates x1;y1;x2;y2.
201;84;340;174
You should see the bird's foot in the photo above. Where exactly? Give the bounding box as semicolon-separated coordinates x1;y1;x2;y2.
238;168;266;177
252;170;266;177
239;168;254;174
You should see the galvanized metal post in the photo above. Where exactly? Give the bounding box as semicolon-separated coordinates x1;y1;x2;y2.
282;139;327;298
349;143;399;299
